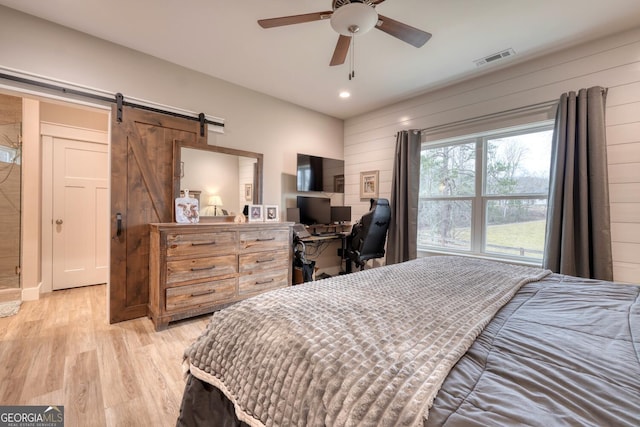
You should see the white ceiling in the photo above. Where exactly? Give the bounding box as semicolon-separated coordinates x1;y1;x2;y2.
2;0;640;119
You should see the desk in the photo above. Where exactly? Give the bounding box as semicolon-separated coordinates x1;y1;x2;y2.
300;233;348;243
304;223;352;236
294;231;350;282
300;232;349;264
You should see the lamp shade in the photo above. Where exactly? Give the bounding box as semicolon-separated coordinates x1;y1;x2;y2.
330;3;378;36
208;195;223;206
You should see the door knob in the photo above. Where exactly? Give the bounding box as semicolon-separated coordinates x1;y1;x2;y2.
55;219;63;225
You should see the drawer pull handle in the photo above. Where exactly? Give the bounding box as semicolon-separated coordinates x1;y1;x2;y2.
191;241;216;246
256;237;275;242
191;289;215;297
191;266;216;271
255;278;274;285
256;258;275;263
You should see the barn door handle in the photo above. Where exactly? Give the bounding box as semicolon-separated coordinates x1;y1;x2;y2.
116;213;123;237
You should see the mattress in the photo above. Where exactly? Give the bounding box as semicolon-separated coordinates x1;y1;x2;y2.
177;257;640;426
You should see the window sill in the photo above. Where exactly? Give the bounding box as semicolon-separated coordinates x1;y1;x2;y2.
417;248;543;268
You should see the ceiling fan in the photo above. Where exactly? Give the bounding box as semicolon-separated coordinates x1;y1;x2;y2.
258;0;432;67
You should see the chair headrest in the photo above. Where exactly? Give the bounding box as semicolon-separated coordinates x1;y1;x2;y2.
374;198;389;206
370;198;390;210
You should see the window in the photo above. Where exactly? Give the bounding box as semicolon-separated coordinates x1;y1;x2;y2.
418;122;553;262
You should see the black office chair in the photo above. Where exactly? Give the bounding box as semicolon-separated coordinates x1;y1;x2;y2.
345;198;391;273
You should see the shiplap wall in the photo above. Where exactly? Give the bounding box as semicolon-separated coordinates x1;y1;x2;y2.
607;82;640;282
343;27;640;282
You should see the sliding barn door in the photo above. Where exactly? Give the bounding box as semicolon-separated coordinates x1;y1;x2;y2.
110;105;205;323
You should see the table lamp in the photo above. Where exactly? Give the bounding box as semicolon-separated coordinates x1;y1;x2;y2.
208;195;223;216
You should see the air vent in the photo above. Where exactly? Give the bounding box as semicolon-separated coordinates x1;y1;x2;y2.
474;48;516;67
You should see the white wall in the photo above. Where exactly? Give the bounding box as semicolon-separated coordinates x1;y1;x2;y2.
344;27;640;283
0;6;343;290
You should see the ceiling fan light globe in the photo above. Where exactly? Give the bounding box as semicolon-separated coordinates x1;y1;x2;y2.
330;3;378;36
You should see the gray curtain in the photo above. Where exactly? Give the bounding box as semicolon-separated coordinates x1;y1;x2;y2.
386;130;421;265
543;86;613;280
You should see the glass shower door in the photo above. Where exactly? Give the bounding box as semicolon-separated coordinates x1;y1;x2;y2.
0;93;22;289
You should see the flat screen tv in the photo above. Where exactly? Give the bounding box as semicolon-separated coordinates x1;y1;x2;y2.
296;153;344;193
297;196;331;226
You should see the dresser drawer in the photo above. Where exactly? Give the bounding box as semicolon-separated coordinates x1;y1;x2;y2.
239;250;290;275
166;254;237;284
166;232;236;258
239;229;290;253
238;269;289;296
166;277;237;312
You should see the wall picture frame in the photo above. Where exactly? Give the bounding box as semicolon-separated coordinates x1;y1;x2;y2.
244;183;253;202
248;204;263;222
264;205;279;222
360;170;379;199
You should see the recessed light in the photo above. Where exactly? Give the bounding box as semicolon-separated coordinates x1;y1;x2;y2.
339;91;351;98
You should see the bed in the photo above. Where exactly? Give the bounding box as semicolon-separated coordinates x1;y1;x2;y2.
177;256;640;426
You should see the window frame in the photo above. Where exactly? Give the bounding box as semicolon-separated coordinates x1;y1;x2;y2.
418;121;554;264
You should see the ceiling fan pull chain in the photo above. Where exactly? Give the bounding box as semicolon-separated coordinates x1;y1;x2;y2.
352;35;356;79
347;35;356;80
348;36;353;80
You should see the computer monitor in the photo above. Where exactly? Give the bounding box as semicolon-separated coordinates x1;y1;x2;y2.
296;196;331;225
331;206;351;224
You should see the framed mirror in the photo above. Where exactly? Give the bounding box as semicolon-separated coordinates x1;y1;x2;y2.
174;141;263;221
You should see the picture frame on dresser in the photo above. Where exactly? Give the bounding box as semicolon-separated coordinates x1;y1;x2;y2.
248;204;263;222
264;205;279;222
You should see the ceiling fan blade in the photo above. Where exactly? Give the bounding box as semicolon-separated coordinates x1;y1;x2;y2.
371;0;387;5
375;14;432;48
330;35;351;66
258;11;333;28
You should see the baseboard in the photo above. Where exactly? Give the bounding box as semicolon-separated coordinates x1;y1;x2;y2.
22;283;42;301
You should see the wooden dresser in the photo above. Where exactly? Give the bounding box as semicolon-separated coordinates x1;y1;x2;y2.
148;222;293;330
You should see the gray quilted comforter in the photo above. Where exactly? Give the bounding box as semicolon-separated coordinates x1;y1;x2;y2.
425;273;640;426
183;256;550;426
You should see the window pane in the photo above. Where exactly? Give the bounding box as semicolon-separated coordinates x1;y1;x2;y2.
485;130;552;195
484;199;547;259
421;142;475;197
418;199;472;250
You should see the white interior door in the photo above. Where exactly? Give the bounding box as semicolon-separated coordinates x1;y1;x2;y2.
52;137;108;290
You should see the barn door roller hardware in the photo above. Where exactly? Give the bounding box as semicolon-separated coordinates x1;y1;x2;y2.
116;93;124;123
114;93;224;132
199;113;206;137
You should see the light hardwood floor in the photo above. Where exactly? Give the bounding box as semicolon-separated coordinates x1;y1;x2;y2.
0;284;210;427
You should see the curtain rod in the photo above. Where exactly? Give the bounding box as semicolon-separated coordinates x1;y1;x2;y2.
0;70;225;133
419;99;557;134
